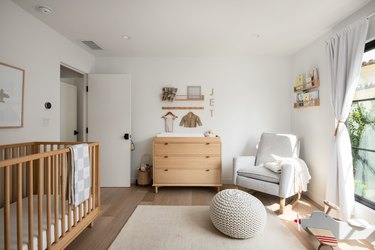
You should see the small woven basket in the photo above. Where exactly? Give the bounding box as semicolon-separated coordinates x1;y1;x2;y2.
137;170;151;185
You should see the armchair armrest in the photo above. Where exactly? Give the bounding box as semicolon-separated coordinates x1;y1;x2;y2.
279;163;294;198
279;157;310;198
233;156;256;185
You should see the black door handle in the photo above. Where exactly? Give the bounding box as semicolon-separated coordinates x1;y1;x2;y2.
74;130;79;135
124;133;131;140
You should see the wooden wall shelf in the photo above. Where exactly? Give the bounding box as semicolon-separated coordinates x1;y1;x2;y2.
294;99;320;108
294;80;320;92
161;95;205;102
162;106;204;110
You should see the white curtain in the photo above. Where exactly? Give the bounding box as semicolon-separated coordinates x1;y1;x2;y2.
326;18;368;221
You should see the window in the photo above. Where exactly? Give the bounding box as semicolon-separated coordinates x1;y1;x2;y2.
348;40;375;209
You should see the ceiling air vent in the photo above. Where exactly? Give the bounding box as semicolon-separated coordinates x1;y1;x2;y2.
81;41;103;50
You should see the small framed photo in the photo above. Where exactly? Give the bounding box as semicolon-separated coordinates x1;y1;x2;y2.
187;86;201;100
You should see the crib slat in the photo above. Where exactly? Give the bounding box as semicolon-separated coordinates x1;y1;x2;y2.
61;153;66;237
83;200;87;218
26;146;31;196
46;156;52;248
92;147;96;209
28;161;34;250
96;145;100;208
79;203;82;222
43;145;48;196
88;146;92;213
33;145;40;195
4;148;9;160
17;163;22;250
12;147;18;202
38;159;43;250
67;153;72;231
74;203;77;227
4;166;10;250
54;155;59;243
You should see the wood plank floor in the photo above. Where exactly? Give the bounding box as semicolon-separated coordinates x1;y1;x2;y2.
67;186;373;250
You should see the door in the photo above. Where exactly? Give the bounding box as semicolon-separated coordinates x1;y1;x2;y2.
60;82;78;142
88;74;131;187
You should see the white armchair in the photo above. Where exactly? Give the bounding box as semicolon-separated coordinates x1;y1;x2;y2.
233;133;310;214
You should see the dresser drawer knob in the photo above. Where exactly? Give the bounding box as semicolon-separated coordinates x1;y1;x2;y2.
164;143;168;145
164;156;169;158
205;156;210;158
206;143;210;145
206;169;210;172
164;169;169;171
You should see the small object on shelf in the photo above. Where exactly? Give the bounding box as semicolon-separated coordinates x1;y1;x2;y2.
187;86;202;100
204;130;216;137
312;68;319;82
294;74;304;91
162;87;178;102
293;79;320;92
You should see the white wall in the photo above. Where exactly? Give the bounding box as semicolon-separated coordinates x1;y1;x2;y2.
95;56;291;183
291;1;375;222
0;0;95;144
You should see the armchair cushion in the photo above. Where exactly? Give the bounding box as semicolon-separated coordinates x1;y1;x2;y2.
255;133;299;165
264;161;282;173
237;166;280;184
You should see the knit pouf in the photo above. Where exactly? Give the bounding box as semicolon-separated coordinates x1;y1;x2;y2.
209;189;267;239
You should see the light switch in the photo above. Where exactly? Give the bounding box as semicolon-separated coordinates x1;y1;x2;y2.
42;118;50;127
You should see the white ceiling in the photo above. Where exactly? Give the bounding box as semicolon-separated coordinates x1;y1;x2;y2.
12;0;371;57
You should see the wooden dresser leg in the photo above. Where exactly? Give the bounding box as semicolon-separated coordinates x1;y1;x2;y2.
216;186;221;192
154;186;158;193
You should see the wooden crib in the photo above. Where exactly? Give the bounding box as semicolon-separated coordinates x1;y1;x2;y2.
0;142;100;250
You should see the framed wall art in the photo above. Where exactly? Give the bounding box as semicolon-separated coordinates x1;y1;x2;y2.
0;62;25;128
187;86;202;100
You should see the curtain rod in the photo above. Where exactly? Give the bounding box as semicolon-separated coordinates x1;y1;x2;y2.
367;12;375;19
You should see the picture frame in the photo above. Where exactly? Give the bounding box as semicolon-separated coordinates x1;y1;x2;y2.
187;86;201;100
0;62;25;128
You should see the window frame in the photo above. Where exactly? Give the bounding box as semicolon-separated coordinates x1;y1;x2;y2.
350;39;375;210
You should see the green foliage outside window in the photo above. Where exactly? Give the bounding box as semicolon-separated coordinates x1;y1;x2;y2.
348;101;375;203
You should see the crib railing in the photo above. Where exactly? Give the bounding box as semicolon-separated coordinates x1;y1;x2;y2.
0;142;100;250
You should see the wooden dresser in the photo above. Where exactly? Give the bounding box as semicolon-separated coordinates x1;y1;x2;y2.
153;136;222;193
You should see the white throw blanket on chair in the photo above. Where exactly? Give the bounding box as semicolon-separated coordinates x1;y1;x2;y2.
69;144;91;207
282;157;311;193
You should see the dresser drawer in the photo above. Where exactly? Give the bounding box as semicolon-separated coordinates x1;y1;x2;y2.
154;143;220;156
154;168;220;185
154;156;220;169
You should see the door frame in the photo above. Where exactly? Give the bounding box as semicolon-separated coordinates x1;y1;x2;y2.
60;62;88;141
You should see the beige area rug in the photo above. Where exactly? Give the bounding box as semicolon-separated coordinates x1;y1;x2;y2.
109;205;306;250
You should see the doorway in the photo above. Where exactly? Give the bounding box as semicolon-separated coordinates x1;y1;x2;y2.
60;64;87;142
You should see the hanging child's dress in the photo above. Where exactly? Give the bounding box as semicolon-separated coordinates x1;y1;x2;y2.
162;112;178;132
